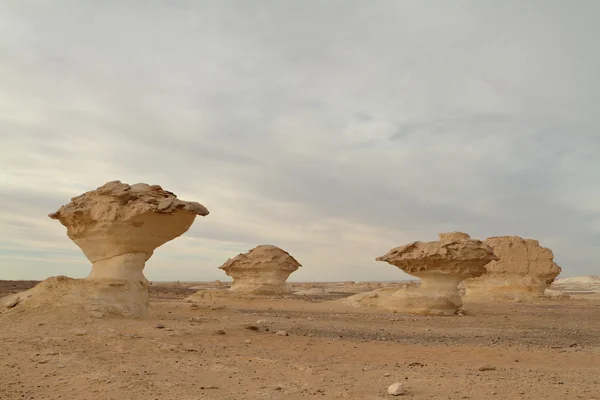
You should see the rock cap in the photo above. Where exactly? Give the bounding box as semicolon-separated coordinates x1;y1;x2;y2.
48;180;209;264
49;181;208;239
376;232;497;278
219;245;301;272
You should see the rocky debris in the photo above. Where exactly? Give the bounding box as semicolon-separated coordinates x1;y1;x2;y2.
244;339;252;344
4;296;20;309
465;236;562;301
218;245;301;294
212;329;226;335
244;324;260;331
345;232;496;315
155;324;165;329
387;382;405;396
1;181;209;318
478;364;497;371
275;330;289;336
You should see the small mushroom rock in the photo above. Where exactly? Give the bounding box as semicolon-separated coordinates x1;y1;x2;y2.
344;232;496;315
218;245;301;295
464;236;562;301
1;181;208;317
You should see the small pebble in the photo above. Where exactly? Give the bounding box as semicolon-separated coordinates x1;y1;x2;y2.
213;329;226;335
275;330;289;336
478;364;496;371
155;324;165;329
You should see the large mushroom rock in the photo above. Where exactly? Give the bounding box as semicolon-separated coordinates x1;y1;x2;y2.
218;245;301;294
2;181;208;317
346;232;497;315
464;236;562;301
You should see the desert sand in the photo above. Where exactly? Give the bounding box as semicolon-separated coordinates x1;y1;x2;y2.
1;279;599;400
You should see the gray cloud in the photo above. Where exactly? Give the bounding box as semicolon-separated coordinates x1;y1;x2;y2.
0;0;599;281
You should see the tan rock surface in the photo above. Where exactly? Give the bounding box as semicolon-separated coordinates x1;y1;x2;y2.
465;236;561;301
347;232;497;315
2;181;208;317
218;245;301;294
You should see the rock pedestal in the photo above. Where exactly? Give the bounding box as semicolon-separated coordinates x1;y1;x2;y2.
347;232;496;315
218;245;301;295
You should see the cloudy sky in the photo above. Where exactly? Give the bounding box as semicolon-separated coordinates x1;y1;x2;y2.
1;1;598;282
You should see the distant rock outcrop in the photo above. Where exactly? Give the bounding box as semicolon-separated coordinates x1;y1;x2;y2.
218;245;301;294
2;181;208;317
548;275;600;295
345;232;496;315
465;236;561;301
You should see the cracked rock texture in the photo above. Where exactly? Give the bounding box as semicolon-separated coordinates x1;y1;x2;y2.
218;245;301;294
465;236;562;301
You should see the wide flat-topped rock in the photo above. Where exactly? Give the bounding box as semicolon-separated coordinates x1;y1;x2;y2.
376;232;496;280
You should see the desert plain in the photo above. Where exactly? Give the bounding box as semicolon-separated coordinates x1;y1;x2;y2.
1;279;599;400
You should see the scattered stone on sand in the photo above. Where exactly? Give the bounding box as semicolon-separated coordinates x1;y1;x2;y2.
4;296;20;308
244;324;260;331
479;364;497;371
387;382;405;396
275;330;289;336
213;329;226;335
155;323;165;329
218;245;301;294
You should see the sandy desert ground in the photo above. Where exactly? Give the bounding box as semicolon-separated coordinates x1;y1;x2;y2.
1;280;599;400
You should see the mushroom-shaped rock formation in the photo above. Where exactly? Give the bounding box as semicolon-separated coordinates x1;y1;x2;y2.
464;236;562;301
218;245;301;294
2;181;208;317
360;232;497;315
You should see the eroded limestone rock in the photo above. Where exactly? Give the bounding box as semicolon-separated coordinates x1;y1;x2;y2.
2;181;208;317
345;232;496;315
465;236;562;301
218;245;301;294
